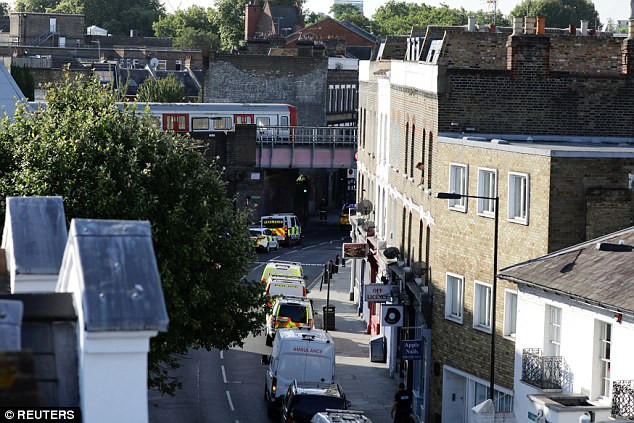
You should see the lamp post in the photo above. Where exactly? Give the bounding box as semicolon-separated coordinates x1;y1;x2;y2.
436;191;499;402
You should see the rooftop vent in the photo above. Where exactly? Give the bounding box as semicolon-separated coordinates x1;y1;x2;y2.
596;242;632;252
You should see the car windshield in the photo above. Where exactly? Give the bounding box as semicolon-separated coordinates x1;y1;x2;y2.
278;304;308;322
289;395;347;421
249;229;262;236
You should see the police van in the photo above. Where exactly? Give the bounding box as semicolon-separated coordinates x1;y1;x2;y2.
260;213;302;246
261;327;336;417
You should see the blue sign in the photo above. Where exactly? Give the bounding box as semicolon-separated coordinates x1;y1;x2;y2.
401;339;423;360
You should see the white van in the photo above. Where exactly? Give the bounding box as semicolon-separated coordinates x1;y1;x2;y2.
260;213;302;246
265;276;308;298
261;260;305;284
261;327;336;417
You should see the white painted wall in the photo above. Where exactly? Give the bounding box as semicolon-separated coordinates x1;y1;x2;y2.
514;286;634;423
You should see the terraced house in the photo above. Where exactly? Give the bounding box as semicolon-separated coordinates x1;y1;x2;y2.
352;15;634;423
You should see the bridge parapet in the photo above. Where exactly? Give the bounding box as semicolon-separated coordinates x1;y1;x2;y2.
256;126;357;169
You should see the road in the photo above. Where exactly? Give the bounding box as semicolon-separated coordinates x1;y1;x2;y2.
148;218;350;423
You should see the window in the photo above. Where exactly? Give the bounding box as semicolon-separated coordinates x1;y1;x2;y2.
503;290;517;338
445;273;464;323
448;164;468;210
213;117;232;130
280;116;288;126
473;381;513;413
545;305;561;356
508;172;529;224
598;321;611;398
474;281;492;332
477;168;497;216
192;117;209;130
256;117;270;127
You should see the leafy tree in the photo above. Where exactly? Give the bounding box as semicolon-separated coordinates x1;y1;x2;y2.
0;2;10;14
82;0;165;36
373;2;462;35
0;72;265;394
304;11;326;26
14;0;57;12
510;0;600;29
137;74;187;102
153;6;219;50
330;3;375;33
210;0;250;50
50;0;82;14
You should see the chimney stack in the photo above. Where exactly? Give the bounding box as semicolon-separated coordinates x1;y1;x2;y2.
512;16;523;35
468;16;476;32
580;20;589;36
524;16;536;34
536;16;546;35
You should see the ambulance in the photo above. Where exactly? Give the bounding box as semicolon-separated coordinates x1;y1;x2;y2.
261;260;305;284
261;327;336;417
260;213;302;246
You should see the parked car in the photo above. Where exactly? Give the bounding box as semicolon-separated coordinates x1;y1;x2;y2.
249;226;279;252
338;203;357;230
279;381;349;423
311;409;373;423
265;295;315;346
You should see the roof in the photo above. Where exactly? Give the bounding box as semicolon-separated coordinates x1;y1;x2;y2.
0;64;27;119
58;219;169;332
340;21;376;43
2;196;68;275
498;226;634;315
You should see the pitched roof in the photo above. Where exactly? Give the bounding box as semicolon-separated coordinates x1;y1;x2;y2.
498;226;634;315
0;64;27;119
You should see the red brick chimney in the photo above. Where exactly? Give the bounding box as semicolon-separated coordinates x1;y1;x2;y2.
245;0;263;40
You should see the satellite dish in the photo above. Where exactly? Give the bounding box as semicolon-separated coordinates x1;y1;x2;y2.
383;247;400;260
361;220;375;232
149;58;159;69
356;199;373;215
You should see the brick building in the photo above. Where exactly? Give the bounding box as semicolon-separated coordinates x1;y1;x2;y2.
354;16;634;423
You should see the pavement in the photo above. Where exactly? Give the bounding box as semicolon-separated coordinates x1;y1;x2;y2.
306;212;402;423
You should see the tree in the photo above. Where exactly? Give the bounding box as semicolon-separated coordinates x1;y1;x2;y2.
510;0;600;29
0;72;266;394
14;0;57;12
153;6;219;50
137;74;187;102
304;11;326;26
210;0;250;50
330;3;375;33
82;0;166;36
372;1;463;35
0;2;10;15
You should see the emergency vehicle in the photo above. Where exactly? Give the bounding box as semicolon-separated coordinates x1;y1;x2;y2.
260;213;302;246
265;295;314;347
261;327;336;417
265;276;308;298
261;260;305;284
249;226;279;252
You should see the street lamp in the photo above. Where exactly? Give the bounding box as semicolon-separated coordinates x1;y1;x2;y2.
436;191;499;402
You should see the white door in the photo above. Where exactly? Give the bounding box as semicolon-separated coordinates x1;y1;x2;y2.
443;370;466;423
49;18;56;33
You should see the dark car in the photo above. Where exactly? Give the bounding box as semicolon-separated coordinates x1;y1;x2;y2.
279;381;349;423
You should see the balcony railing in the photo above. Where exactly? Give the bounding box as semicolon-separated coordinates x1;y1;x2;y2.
612;380;634;419
521;348;564;390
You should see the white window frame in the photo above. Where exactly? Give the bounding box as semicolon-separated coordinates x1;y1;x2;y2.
544;305;561;357
597;320;612;398
445;273;464;323
448;163;468;211
473;281;492;333
503;290;517;339
477;168;497;217
508;172;529;224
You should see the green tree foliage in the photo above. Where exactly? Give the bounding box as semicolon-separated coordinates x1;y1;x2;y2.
14;0;57;12
210;0;250;50
510;0;600;29
304;11;326;26
0;2;10;14
330;3;375;33
137;74;187;102
0;73;265;394
10;66;34;101
153;6;219;50
373;2;465;35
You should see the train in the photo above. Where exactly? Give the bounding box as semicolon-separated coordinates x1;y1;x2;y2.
123;102;298;137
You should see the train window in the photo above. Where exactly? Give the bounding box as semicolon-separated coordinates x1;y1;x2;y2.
213;117;233;130
235;114;253;124
280;116;289;126
164;114;189;132
192;117;209;130
256;117;270;127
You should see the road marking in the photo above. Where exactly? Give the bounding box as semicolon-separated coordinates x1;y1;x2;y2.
220;350;224;359
226;390;235;411
222;365;228;383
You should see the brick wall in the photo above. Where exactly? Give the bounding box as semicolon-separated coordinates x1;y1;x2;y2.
206;54;328;127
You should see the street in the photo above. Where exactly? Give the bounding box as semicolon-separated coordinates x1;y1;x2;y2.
148;217;350;423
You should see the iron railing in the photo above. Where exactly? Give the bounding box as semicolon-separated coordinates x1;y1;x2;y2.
612;380;634;419
256;126;357;145
521;348;564;390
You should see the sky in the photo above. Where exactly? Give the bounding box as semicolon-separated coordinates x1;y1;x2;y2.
160;1;631;23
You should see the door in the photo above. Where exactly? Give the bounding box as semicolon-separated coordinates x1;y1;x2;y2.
49;18;57;33
443;370;466;423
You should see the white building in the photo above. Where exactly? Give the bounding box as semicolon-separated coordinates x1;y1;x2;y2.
499;227;634;423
